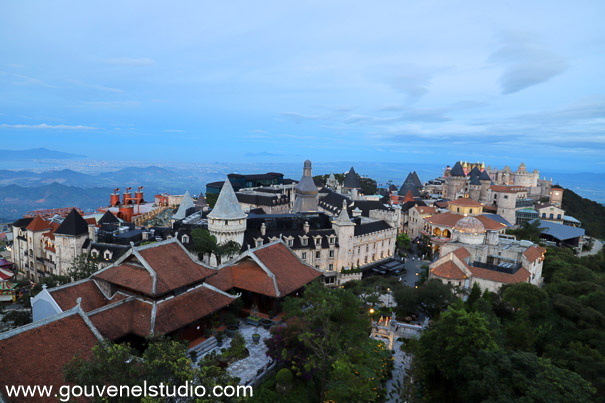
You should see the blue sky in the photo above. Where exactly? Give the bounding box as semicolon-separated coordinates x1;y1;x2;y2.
1;1;604;171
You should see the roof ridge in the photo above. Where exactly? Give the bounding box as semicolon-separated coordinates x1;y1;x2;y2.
248;249;280;297
202;282;240;299
132;246;158;295
0;304;80;341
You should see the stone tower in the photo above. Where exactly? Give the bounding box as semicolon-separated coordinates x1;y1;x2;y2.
332;200;355;270
444;161;467;199
292;160;319;213
208;178;247;246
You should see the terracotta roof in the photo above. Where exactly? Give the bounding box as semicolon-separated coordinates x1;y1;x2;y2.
93;241;216;296
138;242;216;294
209;242;321;297
474;215;508;231
427;213;505;231
85;217;96;225
469;266;531;284
0;311;100;403
94;263;154;295
50;279;127;312
523;245;546;262
402;190;415;203
449;197;482;207
490;185;527;193
25;215;52;232
253;242;322;296
89;299;152;340
431;260;467;280
155;286;234;334
452;247;471;261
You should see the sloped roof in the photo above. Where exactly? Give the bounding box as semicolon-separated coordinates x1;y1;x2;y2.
449;197;482;207
412;171;422;188
425;212;505;231
49;279;128;312
94;240;216;297
208;242;321;297
431;260;467;280
343;166;362;189
468;166;481;178
469;266;530;284
402;189;415;203
398;183;420;197
88;298;152;340
412;206;437;215
0;308;101;403
54;209;89;236
532;219;585;241
26;215;51;232
354;221;392;236
173;190;195;220
449;161;466;177
469;175;481;186
479;169;491;181
195;192;208;208
98;210;119;225
208;178;246;220
523;245;546;262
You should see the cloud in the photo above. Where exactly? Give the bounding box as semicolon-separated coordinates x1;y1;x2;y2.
279;112;322;124
0;123;97;130
66;79;122;93
0;70;57;88
104;57;155;66
164;129;184;133
488;35;568;94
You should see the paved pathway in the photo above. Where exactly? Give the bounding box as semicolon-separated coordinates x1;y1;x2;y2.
226;324;273;385
579;238;603;257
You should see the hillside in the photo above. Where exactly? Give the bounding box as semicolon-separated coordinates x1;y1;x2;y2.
562;188;605;239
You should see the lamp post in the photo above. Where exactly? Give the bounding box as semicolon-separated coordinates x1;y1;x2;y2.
387;288;390;309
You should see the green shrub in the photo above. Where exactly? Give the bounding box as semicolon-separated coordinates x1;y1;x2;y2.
275;368;293;386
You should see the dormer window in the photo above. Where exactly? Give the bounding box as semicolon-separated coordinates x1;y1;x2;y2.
287;238;294;247
329;236;335;245
104;250;113;261
301;237;308;246
181;234;190;244
255;239;263;248
91;249;99;258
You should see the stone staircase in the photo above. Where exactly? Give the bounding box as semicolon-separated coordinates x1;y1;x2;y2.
189;336;217;359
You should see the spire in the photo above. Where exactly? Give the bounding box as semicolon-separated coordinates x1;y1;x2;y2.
335;200;354;226
55;209;89;236
173;190;195;220
208;179;246;220
343;166;362;189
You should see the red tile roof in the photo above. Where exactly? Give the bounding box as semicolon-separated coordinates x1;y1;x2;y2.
26;215;52;232
413;206;437;215
425;212;504;231
50;279;127;312
94;263;154;295
490;185;527;193
138;242;216;295
155;286;234;334
93;241;216;297
0;312;100;403
431;260;467;280
469;266;531;283
452;247;471;261
523;245;546;262
252;243;322;296
88;299;152;340
208;242;322;298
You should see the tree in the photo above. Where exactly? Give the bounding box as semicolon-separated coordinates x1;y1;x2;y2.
407;306;499;401
189;229;241;265
396;233;411;252
416;279;457;318
65;337;241;403
205;193;219;209
68;254;99;281
393;285;418;317
506;220;544;244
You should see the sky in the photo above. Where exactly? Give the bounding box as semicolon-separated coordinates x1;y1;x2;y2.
1;1;604;171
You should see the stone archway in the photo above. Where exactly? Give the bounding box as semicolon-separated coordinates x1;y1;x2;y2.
442;229;451;238
433;227;442;237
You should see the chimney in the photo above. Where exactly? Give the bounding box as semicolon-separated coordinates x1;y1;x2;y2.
260;222;266;236
303;221;310;234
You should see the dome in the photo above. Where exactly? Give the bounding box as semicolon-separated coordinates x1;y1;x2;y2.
454;216;485;234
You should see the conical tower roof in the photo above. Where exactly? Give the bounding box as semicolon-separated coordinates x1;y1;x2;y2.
335;201;354;226
468;166;481;178
173;190;195;220
195;191;208;209
343;166;362;189
208;179;246;220
479;169;491;181
98;210;119;225
55;209;89;236
449;161;466;177
412;171;422;188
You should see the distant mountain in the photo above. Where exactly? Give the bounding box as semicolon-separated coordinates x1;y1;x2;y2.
0;147;86;160
0;183;112;219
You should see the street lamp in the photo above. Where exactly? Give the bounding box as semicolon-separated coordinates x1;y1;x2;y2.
369;308;375;314
387;288;390;309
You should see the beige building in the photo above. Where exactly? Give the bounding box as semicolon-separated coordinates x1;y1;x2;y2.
429;214;546;293
487;185;528;224
407;206;437;239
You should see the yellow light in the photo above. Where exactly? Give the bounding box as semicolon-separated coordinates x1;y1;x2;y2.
369;308;375;314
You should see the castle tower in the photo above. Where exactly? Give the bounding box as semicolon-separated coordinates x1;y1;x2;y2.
292;160;319;212
332;200;355;270
444;161;467;199
208;178;247;246
478;169;492;204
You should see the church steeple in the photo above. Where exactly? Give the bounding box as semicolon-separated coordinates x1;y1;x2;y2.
208;178;246;250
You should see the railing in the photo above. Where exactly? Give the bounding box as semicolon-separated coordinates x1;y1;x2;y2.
472;260;521;274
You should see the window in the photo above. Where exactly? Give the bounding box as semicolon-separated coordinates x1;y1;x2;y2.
329;237;335;245
91;250;99;258
287;238;293;247
469;209;473;214
301;237;308;246
315;265;320;270
542;213;546;218
302;252;307;260
456;207;460;212
329;250;334;257
315;251;320;259
329;264;333;271
181;235;189;244
104;250;112;261
549;213;554;219
255;239;263;248
557;214;561;220
504;195;509;199
364;256;368;263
